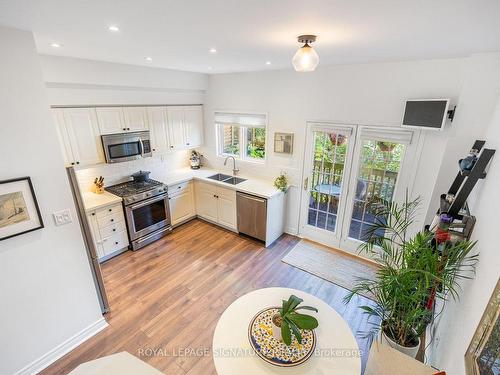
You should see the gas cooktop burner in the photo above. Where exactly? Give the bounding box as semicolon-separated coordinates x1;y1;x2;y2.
105;179;166;200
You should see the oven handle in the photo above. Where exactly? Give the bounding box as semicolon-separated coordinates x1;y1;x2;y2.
127;193;168;210
138;138;145;158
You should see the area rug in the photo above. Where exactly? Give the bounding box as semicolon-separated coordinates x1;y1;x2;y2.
282;240;378;300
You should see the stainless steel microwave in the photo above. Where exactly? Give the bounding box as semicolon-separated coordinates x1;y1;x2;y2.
101;131;152;164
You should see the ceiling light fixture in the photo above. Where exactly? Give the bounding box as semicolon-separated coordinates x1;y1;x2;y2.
209;48;217;54
292;35;319;72
266;61;272;65
50;42;61;48
108;25;120;32
145;56;153;61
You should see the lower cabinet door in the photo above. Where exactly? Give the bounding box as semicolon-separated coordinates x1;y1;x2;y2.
217;187;237;230
194;181;218;222
169;189;195;225
102;231;129;256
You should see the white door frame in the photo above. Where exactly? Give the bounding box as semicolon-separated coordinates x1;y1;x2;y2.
298;122;357;248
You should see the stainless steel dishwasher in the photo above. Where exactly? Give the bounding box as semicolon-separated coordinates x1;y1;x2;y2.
236;192;267;241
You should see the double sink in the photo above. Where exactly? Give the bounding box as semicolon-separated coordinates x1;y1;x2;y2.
207;173;247;185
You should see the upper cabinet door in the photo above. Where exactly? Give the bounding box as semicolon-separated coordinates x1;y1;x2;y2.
166;106;187;151
95;107;126;135
147;107;169;153
183;106;203;148
63;108;104;166
52;108;74;166
123;107;149;132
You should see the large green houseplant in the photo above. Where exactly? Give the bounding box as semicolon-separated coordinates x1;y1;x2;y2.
344;194;478;357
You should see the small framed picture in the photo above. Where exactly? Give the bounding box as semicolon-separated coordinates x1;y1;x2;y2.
274;132;294;154
0;177;44;241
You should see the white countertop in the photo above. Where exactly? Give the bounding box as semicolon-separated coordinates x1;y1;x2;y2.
81;168;282;211
155;168;282;199
82;191;123;212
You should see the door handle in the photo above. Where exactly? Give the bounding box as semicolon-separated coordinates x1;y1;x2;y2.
303;177;309;191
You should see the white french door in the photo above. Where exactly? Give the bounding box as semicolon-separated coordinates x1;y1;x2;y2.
299;123;356;248
299;123;418;258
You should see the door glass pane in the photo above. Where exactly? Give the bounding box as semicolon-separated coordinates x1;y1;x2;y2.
348;140;405;241
307;131;348;233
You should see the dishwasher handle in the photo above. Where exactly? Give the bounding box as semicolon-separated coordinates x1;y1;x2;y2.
237;193;266;203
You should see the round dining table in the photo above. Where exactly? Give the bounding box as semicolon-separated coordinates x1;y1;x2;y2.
212;287;361;374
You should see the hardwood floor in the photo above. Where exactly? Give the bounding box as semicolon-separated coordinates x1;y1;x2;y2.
41;219;377;374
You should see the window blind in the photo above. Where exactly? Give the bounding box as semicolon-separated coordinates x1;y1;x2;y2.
215;112;267;127
360;127;413;144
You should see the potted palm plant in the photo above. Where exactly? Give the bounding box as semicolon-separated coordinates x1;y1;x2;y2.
344;194;478;358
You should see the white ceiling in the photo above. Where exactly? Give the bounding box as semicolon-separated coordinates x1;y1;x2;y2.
1;0;500;74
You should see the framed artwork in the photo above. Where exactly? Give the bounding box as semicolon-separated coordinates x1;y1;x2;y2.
0;177;44;241
274;132;294;154
465;278;499;374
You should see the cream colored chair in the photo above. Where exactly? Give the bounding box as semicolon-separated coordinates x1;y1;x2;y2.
69;352;164;375
365;342;442;375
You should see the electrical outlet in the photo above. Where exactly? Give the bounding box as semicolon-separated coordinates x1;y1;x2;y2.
53;209;72;226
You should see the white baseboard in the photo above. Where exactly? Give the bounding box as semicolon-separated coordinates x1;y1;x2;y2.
284;226;299;236
15;317;108;375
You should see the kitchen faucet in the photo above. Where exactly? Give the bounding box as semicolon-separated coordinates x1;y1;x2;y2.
224;156;240;175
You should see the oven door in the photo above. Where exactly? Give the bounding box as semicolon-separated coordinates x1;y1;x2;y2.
125;194;171;241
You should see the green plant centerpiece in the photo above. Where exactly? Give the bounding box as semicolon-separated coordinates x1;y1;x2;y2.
344;194;478;357
273;173;288;192
271;295;319;345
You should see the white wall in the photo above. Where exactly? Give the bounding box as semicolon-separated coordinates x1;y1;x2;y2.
201;58;465;233
39;55;208;106
0;27;104;375
427;60;500;374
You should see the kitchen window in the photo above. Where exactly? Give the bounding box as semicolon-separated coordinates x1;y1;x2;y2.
215;112;267;162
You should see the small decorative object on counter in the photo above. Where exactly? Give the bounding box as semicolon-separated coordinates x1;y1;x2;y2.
93;176;105;194
190;150;202;169
459;149;479;173
273;173;288;192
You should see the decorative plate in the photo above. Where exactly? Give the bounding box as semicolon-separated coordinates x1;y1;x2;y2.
248;307;316;367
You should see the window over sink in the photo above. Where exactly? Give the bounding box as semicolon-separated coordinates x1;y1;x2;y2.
215;112;267;162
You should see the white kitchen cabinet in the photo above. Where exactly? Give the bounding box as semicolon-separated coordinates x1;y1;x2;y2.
123;107;149;132
166;105;203;150
52;108;104;167
95;107;126;135
217;187;237;230
194;181;237;230
166;106;187;151
194;181;218;223
183;106;203;147
147;106;169;153
168;181;196;226
86;202;128;262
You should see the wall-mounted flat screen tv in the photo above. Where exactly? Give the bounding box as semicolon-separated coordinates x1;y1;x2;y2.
402;99;450;131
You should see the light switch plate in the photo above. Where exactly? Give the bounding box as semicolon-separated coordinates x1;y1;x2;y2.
53;209;72;226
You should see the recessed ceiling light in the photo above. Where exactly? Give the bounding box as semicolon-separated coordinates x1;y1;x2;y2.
208;66;213;70
209;48;217;54
108;25;120;32
50;42;61;48
266;61;272;65
145;56;153;61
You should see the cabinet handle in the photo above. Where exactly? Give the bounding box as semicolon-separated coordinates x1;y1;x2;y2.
186;143;190;146
122;128;126;131
110;218;114;222
115;241;119;245
71;162;75;165
113;228;116;232
109;208;112;212
127;128;130;130
91;212;95;216
153;148;156;151
76;161;80;165
170;145;174;149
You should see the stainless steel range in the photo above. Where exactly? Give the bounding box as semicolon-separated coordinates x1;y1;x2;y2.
106;178;172;250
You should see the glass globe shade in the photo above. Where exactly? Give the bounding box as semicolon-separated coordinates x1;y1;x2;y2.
292;45;319;72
